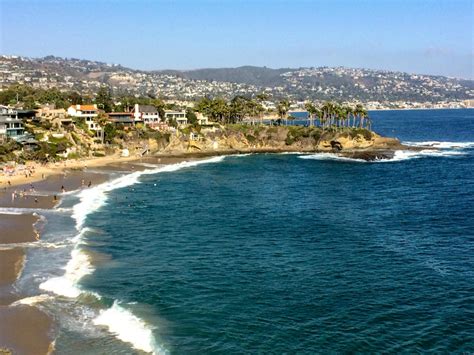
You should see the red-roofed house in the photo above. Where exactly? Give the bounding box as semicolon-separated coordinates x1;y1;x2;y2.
67;104;101;135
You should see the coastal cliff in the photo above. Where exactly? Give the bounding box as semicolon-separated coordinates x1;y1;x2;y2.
158;125;405;159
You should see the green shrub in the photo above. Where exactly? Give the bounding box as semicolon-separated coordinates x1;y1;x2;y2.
245;134;256;143
67;152;80;159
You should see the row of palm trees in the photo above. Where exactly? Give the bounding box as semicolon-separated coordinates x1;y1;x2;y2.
195;94;372;130
303;102;371;130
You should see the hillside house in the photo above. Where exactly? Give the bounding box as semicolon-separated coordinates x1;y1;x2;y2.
132;104;160;125
67;104;101;136
164;110;187;126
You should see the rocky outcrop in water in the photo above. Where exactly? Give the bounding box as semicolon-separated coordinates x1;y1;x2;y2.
161;125;406;159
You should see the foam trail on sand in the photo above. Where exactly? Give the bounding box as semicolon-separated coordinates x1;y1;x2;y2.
0;207;55;215
13;294;53;306
94;302;165;354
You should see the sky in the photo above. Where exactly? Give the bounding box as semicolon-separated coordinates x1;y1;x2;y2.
0;0;473;79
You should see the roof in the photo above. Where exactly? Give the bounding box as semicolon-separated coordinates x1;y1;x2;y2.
69;104;97;111
108;112;132;116
137;105;158;113
109;117;134;123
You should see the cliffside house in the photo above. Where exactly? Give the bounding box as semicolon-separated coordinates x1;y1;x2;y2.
67;104;101;136
107;112;134;127
36;105;72;127
164;110;187;126
0;116;25;141
196;112;209;125
0;105;25;141
132;104;160;125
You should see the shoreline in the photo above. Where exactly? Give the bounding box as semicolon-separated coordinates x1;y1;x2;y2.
0;142;432;354
0;152;216;354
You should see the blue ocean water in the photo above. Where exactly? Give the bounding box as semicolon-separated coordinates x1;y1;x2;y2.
51;109;474;353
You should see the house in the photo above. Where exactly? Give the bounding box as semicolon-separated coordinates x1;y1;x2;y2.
36;106;72;127
164;110;187;126
67;104;101;136
195;112;209;125
107;112;135;127
0;105;17;117
0;105;25;141
132;104;160;125
0;116;25;141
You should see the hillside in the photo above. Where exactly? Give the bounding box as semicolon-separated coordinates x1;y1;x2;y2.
1;55;473;103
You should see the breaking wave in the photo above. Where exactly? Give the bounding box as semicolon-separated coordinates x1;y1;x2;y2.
299;146;468;163
39;156;226;353
94;302;165;355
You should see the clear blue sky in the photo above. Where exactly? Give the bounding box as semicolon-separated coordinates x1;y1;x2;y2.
1;0;473;78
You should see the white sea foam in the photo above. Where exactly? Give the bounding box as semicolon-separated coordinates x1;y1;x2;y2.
403;141;474;149
299;149;467;163
12;294;53;306
299;153;367;162
94;302;164;354
0;207;51;214
384;149;466;162
0;241;69;251
40;247;94;298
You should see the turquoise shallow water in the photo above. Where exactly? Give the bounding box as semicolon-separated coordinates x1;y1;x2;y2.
45;109;474;353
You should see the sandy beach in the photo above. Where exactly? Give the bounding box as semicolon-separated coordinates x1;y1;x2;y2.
0;152;207;354
0;153;148;354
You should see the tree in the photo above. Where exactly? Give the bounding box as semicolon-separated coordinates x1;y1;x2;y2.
96;112;109;144
95;85;113;112
305;102;317;127
186;108;198;125
103;123;117;144
277;99;290;125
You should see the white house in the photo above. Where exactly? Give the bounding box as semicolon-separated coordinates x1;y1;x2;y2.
132;104;160;125
195;112;209;125
164;110;187;126
67;104;101;135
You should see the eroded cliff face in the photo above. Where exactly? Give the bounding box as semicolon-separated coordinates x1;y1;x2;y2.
161;125;402;154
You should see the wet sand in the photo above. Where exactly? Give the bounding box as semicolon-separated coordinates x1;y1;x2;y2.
0;305;54;355
0;249;25;286
0;214;39;244
0;168;114;354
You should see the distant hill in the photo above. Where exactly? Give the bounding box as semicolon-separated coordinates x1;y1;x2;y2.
182;66;294;86
1;55;473;103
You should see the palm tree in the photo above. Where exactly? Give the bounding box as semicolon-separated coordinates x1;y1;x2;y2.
277;99;290;126
96;112;109;144
304;102;316;127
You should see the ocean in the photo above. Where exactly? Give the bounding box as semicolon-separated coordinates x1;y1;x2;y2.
15;109;474;353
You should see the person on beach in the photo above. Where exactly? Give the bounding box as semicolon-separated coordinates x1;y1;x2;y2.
88;181;92;188
61;185;66;193
53;195;57;202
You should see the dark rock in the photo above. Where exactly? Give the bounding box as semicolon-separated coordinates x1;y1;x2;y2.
340;150;395;161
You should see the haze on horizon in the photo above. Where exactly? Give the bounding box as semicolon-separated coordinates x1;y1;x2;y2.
0;0;473;79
